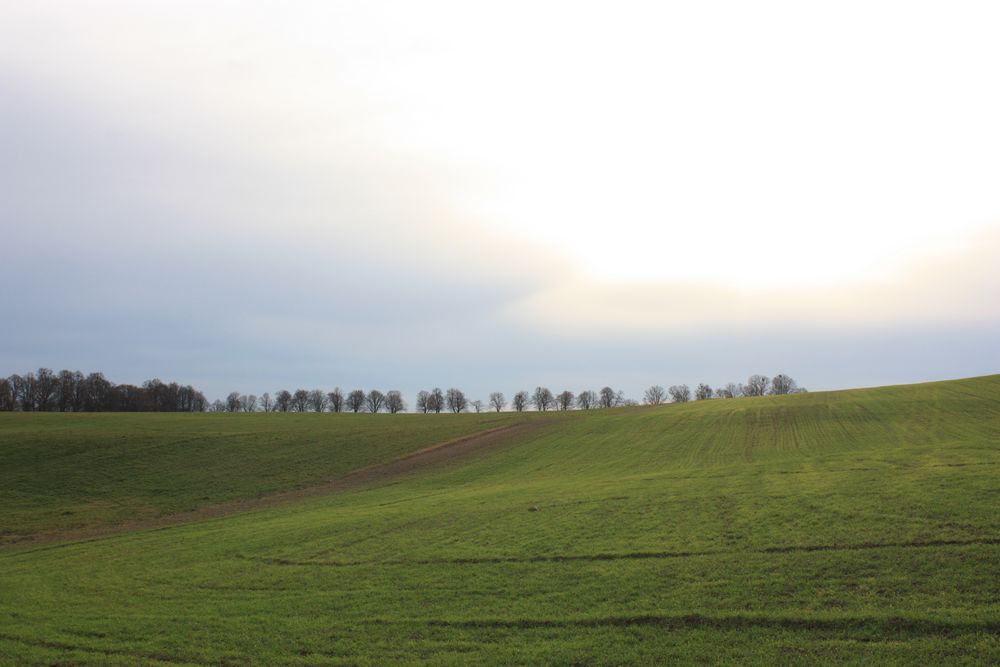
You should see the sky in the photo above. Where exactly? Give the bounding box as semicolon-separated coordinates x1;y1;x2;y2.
2;1;999;402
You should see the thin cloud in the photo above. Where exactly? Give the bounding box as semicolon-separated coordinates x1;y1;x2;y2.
1;2;998;399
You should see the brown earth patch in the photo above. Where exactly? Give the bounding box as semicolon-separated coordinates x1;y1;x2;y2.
4;419;556;551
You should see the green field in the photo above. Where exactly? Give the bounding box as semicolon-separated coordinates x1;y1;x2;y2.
0;411;531;543
2;376;999;665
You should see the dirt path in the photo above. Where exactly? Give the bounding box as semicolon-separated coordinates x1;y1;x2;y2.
5;419;555;551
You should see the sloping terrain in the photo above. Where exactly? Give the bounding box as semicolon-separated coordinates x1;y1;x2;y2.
1;376;999;664
0;411;533;543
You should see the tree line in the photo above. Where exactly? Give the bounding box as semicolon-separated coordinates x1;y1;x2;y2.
1;369;803;413
0;368;207;412
211;374;803;414
638;374;804;405
216;389;407;414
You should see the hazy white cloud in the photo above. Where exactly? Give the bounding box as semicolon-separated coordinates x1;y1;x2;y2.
504;227;1000;336
1;1;998;397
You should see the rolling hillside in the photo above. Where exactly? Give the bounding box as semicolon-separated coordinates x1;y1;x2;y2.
1;376;999;664
0;411;534;544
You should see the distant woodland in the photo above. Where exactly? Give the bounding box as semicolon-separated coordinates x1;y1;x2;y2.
0;369;207;412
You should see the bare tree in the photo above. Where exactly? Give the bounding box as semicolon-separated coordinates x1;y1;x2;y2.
446;388;467;413
511;391;529;412
34;368;58;411
0;378;13;411
575;390;595;410
328;388;344;413
744;374;770;397
67;370;85;411
415;390;430;414
308;389;328;413
10;374;31;411
292;389;311;412
15;373;36;411
556;390;574;411
57;369;78;411
86;373;112;411
489;391;506;412
346;389;366;413
385;390;405;414
532;386;554;411
716;382;741;399
770;374;798;395
275;390;292;412
599;386;617;409
643;385;666;405
211;399;226;412
226;391;242;412
428;388;445;413
260;392;272;412
242;394;258;412
695;383;713;400
668;384;691;403
471;399;483;413
365;389;386;413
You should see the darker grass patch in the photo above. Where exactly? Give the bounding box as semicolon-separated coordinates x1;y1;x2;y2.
760;537;1000;554
420;613;1000;638
256;548;721;568
255;536;1000;568
928;461;1000;469
0;632;207;665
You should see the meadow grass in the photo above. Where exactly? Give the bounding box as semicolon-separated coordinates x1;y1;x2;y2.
0;411;531;542
1;376;998;664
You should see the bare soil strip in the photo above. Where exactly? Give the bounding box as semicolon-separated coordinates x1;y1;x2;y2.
4;420;552;550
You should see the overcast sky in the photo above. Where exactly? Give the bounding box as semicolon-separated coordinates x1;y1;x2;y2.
2;1;998;401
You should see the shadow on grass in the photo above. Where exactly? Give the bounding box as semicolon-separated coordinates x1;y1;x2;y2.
253;536;1000;568
419;613;1000;638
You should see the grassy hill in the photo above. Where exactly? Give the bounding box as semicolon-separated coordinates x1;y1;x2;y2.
0;411;532;543
1;376;999;664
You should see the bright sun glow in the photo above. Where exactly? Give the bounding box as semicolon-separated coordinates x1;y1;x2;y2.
359;1;1000;287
